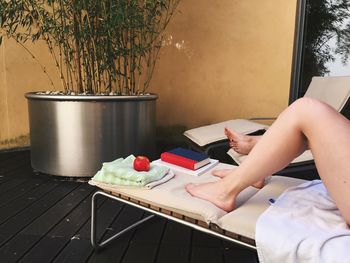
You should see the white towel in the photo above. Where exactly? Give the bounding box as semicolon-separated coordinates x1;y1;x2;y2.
256;180;350;263
89;170;175;190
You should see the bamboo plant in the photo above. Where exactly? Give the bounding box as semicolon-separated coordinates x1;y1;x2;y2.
0;0;180;95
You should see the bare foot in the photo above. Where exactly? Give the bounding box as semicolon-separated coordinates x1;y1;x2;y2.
185;181;236;212
212;168;265;189
225;127;260;155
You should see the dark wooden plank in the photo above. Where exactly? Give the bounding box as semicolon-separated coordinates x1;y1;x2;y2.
0;180;59;224
160;220;192;246
18;191;95;263
0;152;29;175
0;175;10;185
156;245;190;263
0;182;79;240
52;239;92;263
3;163;36;180
0;183;92;262
155;220;192;263
191;246;223;263
0;151;19;163
73;197;124;240
48;192;94;238
8;163;36;179
0;150;27;168
190;230;224;263
119;216;167;263
0;234;38;263
192;229;222;247
87;205;144;263
0;178;49;208
0;178;28;195
22;183;94;236
18;236;67;263
0;161;28;177
128;215;166;245
0;234;12;246
52;198;124;263
222;242;258;263
122;244;160;263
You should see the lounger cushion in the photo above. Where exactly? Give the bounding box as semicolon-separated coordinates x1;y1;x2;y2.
184;119;268;146
304;76;350;111
90;162;308;240
218;176;307;239
227;148;314;165
90;163;260;224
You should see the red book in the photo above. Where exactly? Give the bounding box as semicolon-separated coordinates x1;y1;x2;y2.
160;148;210;170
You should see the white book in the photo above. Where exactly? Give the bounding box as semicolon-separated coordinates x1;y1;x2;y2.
152;158;219;176
184;119;269;146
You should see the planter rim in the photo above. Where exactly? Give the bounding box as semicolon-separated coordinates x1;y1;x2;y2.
25;92;158;101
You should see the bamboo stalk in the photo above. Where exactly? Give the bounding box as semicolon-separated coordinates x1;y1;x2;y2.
73;11;83;93
13;39;56;90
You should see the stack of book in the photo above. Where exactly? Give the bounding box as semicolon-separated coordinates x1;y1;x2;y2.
161;148;210;170
153;147;218;176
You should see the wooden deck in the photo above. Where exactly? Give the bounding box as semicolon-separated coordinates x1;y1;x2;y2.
0;150;258;263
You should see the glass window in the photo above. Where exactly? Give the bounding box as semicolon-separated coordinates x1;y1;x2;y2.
299;0;350;97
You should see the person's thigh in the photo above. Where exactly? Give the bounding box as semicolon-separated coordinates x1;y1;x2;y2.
296;98;350;223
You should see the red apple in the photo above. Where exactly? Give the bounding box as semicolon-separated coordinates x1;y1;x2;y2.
133;156;150;172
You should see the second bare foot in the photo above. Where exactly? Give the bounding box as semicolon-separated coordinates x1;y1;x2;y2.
225;127;260;155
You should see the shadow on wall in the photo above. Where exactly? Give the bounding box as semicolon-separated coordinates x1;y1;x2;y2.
155;125;188;157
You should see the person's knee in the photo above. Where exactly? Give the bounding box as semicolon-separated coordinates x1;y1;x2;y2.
291;97;330;115
293;97;323;108
278;97;327;124
287;97;333;125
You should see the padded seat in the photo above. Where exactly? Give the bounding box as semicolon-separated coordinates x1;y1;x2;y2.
218;176;306;239
89;162;307;238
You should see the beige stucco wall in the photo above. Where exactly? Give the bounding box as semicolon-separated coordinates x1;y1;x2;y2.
0;0;297;150
150;0;297;128
0;38;60;149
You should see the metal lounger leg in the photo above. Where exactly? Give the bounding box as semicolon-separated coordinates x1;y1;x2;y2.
91;190;154;250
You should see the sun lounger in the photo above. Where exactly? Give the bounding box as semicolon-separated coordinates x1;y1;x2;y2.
184;76;350;167
89;162;307;250
89;161;350;262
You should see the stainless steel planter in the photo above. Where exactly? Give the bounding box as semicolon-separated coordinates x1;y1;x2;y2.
25;93;158;177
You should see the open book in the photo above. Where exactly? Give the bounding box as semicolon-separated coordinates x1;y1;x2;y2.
184;119;269;147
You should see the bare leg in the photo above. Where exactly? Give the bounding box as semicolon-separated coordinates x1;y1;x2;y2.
225;128;261;155
186;98;350;224
212;169;264;189
215;129;264;187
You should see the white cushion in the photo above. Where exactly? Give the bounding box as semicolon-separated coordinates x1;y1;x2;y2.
218;176;307;239
90;163;259;224
304;76;350;111
227;149;314;165
90;162;308;239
